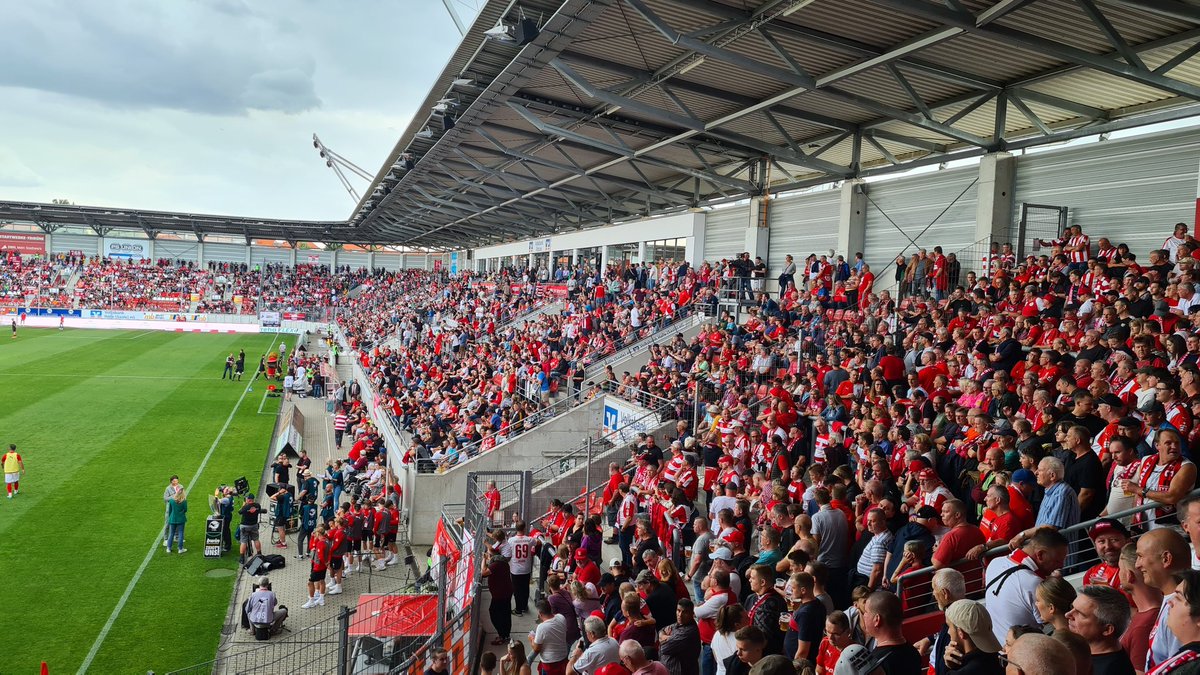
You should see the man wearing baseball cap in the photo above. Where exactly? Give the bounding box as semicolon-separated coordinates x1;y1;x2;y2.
944;599;1003;675
1082;518;1130;593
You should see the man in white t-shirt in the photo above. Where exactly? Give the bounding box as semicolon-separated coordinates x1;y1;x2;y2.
509;521;536;616
983;529;1068;643
531;599;569;670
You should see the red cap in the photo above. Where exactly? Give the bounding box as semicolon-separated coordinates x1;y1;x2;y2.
718;455;735;465
907;460;927;475
723;530;745;548
574;548;590;560
919;468;938;482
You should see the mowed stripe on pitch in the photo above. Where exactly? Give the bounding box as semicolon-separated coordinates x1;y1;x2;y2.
0;332;279;673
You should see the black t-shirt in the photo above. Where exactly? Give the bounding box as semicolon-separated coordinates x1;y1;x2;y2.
239;500;260;526
783;600;827;660
872;644;924;675
1092;649;1136;675
1064;449;1106;520
645;582;678;628
271;462;290;485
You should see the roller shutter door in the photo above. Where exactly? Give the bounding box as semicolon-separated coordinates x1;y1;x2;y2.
251;246;291;267
862;167;979;292
375;253;403;271
339;251;369;269
203;242;247;264
1012;128;1200;259
52;233;99;256
156;239;200;261
702;205;750;263
767;188;841;278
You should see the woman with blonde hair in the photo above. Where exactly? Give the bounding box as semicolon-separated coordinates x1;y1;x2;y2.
166;488;188;554
498;639;531;675
656;558;689;600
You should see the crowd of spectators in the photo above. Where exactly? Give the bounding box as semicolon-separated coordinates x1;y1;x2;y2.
459;221;1200;675
0;252;76;307
336;263;715;473
72;258;216;310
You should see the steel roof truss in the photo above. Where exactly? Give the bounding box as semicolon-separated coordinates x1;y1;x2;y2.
1006;91;1054;136
1075;0;1147;71
869;0;1200;102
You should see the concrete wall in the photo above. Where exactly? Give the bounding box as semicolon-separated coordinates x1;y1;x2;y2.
408;396;606;545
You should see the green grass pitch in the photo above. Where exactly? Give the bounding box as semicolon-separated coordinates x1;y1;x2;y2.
0;327;284;674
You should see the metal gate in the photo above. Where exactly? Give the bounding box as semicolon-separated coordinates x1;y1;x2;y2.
1013;204;1068;259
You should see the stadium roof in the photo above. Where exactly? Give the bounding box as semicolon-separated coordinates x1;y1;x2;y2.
5;0;1200;249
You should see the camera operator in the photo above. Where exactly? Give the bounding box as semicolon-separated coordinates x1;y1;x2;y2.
245;576;287;637
216;486;235;553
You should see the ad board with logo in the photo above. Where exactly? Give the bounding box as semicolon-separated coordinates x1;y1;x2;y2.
601;396;661;445
0;232;47;255
102;237;150;260
259;311;281;328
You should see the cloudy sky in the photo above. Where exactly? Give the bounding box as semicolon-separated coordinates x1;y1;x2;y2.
0;0;484;221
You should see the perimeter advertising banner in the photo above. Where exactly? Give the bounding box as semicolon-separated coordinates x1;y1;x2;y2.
602;395;661;444
259;311;281;327
0;233;46;255
102;237;150;260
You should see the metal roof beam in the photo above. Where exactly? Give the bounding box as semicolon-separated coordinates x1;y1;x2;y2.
869;0;1200;101
1103;0;1200;23
866;129;948;153
1009;88;1107;120
656;0;1002;91
557;50;855;131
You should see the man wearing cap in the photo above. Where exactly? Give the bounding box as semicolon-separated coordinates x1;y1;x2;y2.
1008;468;1037;529
984;528;1070;643
943;600;1003;675
1094;394;1128;456
637;568;678;630
1084;518;1132;593
575;548;601;587
1066;585;1134;675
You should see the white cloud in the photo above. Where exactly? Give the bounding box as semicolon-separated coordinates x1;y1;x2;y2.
0;0;480;223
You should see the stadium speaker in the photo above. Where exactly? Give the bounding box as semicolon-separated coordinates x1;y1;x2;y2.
514;17;539;45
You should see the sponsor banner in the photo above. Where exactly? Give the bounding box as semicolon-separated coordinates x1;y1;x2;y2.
450;252;458;275
282;311;306;320
259;311;281;327
528;237;551;253
0;232;46;255
601;395;661;445
306;254;320;263
433;259;443;272
102;237;150;260
0;308;79;317
541;284;569;299
84;309;206;321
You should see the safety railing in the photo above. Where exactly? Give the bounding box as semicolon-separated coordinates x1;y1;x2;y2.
895;489;1200;618
583;305;708;377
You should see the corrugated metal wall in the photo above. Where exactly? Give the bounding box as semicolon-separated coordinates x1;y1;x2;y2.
340;251;370;269
376;253;404;271
767;188;842;278
862;167;979;291
202;242;248;264
156;239;200;261
403;254;428;270
702;204;750;263
51;233;100;256
298;249;333;267
1012;128;1200;259
251;246;292;266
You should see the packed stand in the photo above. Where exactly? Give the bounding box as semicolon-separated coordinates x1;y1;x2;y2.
72;258;215;310
463;221;1200;675
339;263;709;473
0;252;78;307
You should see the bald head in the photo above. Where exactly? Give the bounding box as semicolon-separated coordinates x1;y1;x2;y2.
1009;633;1076;675
1144;528;1191;571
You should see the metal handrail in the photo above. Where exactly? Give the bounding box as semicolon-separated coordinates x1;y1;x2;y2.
527;395;672;485
584;307;706;377
895;488;1200;614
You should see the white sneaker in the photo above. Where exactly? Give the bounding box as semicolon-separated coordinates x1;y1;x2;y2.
385;555;398;566
315;594;325;606
301;599;315;609
328;585;343;595
178;548;187;554
374;561;386;571
162;540;168;547
343;567;352;577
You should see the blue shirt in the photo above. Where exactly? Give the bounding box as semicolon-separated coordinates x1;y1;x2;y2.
1036;481;1080;529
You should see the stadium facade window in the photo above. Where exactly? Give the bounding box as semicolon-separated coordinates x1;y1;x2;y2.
644;238;686;264
605;242;640;264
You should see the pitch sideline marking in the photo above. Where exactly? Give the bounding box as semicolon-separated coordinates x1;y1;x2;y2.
76;333;281;675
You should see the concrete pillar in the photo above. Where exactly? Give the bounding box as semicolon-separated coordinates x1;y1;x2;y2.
600;245;610;269
146;238;155;261
367;251;375;271
838;180;868;261
330;247;338;271
44;231;53;257
571;248;579;267
246;244;252;268
637;241;647;265
688;211;705;268
196;240;204;267
290;247;298;266
744;196;769;260
975;153;1016;246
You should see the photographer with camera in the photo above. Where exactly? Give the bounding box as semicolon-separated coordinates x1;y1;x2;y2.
245;576;287;639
